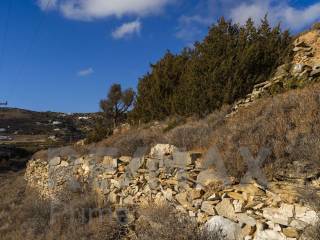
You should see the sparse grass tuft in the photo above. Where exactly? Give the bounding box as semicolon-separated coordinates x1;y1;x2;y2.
135;203;228;240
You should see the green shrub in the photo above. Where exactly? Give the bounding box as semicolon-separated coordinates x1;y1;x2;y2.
133;16;292;122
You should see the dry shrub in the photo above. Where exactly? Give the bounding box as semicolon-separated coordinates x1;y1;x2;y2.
165;121;211;150
312;22;320;30
94;105;230;155
209;82;320;179
100;126;166;156
165;105;231;150
135;203;228;240
303;224;320;240
0;173;126;240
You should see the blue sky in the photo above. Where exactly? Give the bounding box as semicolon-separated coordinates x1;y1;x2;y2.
0;0;319;113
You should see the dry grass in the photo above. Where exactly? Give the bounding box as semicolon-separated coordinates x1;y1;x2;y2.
96;105;231;156
207;82;320;179
94;82;320;182
0;172;126;240
135;203;228;240
312;22;320;30
1;172;228;240
165;106;230;150
99;126;166;156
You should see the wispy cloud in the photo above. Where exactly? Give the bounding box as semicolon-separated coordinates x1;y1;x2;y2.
229;0;320;31
38;0;172;21
112;20;141;39
77;67;94;77
176;0;320;43
176;15;213;42
37;0;58;11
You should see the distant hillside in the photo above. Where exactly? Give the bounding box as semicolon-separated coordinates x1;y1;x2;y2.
0;107;97;141
0;107;98;171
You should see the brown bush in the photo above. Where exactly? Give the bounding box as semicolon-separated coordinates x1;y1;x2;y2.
0;173;126;240
135;203;228;240
312;22;320;30
208;82;320;180
164;105;230;150
99;124;166;156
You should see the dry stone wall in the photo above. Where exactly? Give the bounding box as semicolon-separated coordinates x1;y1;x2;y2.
25;144;319;240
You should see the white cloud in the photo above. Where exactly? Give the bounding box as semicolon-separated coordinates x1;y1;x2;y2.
229;0;320;31
38;0;172;21
77;67;94;77
112;20;141;39
37;0;58;11
177;0;320;42
176;15;213;42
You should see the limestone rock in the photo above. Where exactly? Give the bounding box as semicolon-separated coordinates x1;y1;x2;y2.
206;216;241;240
262;208;290;226
175;192;192;209
295;205;319;225
233;200;244;213
289;219;308;230
201;201;216;215
237;213;257;227
282;227;299;238
196;169;223;187
150;144;177;159
254;229;286;240
49;157;61;166
119;156;132;163
262;204;294;226
241;224;256;239
215;198;237;221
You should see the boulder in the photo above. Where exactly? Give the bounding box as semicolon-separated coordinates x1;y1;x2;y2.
289;219;308;230
228;192;245;201
254;229;286;240
282;227;299;238
127;157;144;176
233;200;243;213
119;156;132;163
262;207;291;226
262;204;294;226
295;205;319;225
292;63;305;74
196;169;224;187
206;216;241;240
240;224;256;239
150;144;177;159
175;192;192;209
201;201;216;215
236;213;257;227
188;189;202;200
162;188;174;202
310;68;320;77
215;198;237;221
49;157;61;166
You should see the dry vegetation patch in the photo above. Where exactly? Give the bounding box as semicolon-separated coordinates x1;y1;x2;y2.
209;82;320;179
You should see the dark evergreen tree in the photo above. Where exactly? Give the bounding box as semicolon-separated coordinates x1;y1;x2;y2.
132;16;293;122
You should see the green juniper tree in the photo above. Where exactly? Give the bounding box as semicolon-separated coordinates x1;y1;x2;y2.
133;16;292;122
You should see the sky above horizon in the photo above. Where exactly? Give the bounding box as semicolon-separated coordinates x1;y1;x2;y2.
0;0;320;113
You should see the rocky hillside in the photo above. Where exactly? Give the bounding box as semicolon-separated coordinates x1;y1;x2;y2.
7;27;320;240
230;28;320;115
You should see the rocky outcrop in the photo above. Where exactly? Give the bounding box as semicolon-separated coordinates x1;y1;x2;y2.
25;144;319;240
229;29;320;116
